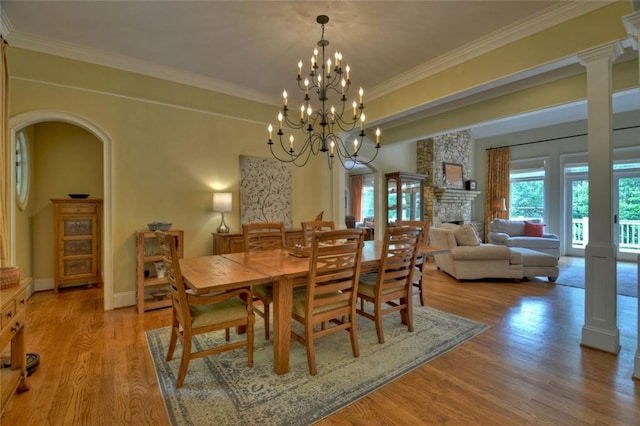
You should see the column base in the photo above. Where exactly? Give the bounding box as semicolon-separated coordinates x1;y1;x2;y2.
581;325;620;354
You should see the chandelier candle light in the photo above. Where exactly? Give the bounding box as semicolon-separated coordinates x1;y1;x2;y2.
267;15;380;169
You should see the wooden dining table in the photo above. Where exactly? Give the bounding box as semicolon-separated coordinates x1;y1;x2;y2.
179;240;445;375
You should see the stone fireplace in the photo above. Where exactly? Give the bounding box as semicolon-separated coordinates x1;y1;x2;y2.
417;129;483;236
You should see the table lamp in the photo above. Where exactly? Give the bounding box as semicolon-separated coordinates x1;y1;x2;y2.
213;192;232;233
492;197;507;218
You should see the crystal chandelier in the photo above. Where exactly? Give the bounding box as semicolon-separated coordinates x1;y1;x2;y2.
267;15;380;170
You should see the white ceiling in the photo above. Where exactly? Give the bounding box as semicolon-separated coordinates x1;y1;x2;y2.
1;1;634;138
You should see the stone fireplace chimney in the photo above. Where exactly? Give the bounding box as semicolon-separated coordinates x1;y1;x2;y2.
417;130;481;233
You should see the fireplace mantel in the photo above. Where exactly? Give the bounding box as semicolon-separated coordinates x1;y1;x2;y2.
433;188;480;202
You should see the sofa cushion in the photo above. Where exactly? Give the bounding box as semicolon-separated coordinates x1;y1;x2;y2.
454;224;480;246
503;236;559;249
524;221;545;237
451;245;512;260
490;218;525;236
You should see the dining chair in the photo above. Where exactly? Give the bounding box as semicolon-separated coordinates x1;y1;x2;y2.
395;220;430;306
156;231;254;388
242;221;286;340
291;228;366;375
300;220;335;246
356;225;423;344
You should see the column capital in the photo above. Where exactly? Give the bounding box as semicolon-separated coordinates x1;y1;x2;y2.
623;11;640;36
577;41;623;67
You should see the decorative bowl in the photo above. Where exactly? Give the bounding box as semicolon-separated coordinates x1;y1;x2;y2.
150;289;171;301
68;193;89;199
147;222;172;231
156;222;172;231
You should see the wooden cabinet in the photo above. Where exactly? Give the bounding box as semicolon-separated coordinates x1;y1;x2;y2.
51;199;103;293
1;278;31;413
385;172;426;225
212;229;304;254
136;230;183;313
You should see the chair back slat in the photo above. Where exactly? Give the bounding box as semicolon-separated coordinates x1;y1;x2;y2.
301;220;336;246
376;226;423;297
395;220;430;247
156;231;191;326
305;229;365;320
242;222;286;252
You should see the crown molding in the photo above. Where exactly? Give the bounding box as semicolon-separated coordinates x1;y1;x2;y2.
1;6;14;38
368;0;617;99
4;1;616;105
7;30;277;105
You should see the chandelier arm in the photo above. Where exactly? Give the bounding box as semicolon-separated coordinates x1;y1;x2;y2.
266;14;381;170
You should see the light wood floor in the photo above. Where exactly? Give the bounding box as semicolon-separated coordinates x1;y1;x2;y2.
2;263;639;425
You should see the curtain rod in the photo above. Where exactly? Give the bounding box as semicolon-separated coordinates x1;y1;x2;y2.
486;124;640;151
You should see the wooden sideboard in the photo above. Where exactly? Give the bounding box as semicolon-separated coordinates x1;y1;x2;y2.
212;229;304;254
51;199;103;293
1;278;31;413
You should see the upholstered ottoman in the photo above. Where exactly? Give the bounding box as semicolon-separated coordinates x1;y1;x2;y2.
509;247;559;282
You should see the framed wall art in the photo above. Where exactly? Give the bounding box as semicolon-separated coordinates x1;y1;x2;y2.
443;162;464;189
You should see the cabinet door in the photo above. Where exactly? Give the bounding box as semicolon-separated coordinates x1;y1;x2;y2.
59;215;98;280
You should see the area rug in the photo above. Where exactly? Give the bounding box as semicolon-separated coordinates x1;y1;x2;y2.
540;256;638;298
146;307;488;425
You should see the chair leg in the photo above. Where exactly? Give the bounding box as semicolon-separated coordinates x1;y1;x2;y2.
305;325;317;376
166;321;179;362
263;302;270;340
176;337;192;388
349;316;360;358
374;303;385;344
419;280;427;306
406;299;414;333
247;321;254;368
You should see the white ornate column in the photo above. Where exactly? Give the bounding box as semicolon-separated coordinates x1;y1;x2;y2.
577;41;622;354
623;11;640;378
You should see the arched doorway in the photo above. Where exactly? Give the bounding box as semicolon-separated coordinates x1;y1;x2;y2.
9;111;113;310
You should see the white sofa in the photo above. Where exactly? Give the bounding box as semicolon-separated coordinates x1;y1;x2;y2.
429;225;522;281
429;225;559;282
487;218;560;258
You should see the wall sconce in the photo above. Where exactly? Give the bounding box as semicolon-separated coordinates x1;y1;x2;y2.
492;197;507;218
213;192;232;233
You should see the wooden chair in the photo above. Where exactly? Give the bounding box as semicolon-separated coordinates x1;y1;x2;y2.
356;226;422;344
156;231;254;388
291;228;365;375
395;220;430;306
301;220;335;246
242;222;286;340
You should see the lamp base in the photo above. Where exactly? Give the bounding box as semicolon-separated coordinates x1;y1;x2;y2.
216;212;230;233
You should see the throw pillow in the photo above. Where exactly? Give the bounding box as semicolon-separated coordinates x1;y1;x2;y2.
314;211;324;221
454;224;481;246
524;221;545;237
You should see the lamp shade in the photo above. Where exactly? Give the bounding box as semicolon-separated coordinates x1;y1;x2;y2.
492;197;507;212
213;192;232;212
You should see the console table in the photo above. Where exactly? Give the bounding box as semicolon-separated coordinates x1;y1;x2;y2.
212;229;304;254
1;278;31;413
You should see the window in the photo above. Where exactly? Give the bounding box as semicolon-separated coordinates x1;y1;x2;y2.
361;174;374;219
15;131;29;210
509;158;547;221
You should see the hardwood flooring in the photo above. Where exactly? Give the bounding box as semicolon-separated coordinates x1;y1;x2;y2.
2;263;639;425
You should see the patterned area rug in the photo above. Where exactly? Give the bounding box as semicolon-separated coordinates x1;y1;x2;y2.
544;256;638;298
146;307;488;425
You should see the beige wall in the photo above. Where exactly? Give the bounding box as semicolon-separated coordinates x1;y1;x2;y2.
29;122;103;288
7;48;355;300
